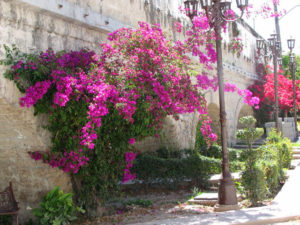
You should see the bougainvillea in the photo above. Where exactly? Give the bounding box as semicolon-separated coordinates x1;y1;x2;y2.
2;18;260;210
249;69;300;124
245;0;285;19
228;37;243;55
264;71;300;112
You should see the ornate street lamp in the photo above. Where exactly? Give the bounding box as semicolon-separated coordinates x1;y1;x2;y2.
288;38;299;140
287;38;296;51
184;0;199;20
277;57;282;66
184;0;248;211
257;33;281;131
256;39;265;50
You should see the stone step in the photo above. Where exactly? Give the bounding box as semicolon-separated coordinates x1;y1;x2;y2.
209;172;241;184
290;160;300;169
235;141;265;145
232;145;261;149
293;150;300;155
188;199;217;206
188;193;242;206
188;192;218;206
293;155;300;159
194;192;218;201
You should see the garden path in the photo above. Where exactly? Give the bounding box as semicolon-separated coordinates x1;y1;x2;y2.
127;145;300;225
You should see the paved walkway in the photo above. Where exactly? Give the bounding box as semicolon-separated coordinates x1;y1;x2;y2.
130;146;300;225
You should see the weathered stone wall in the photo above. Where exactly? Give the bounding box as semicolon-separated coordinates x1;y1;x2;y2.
265;118;297;141
0;74;72;221
0;0;260;221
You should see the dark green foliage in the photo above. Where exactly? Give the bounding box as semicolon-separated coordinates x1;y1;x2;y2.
132;152;219;185
0;215;12;225
241;161;267;205
236;116;264;151
72;104;158;212
0;46;160;212
122;199;153;208
198;144;222;158
32;187;84;225
195;120;208;150
239;128;293;205
282;54;300;80
266;129;293;173
198;144;242;162
132;149;243;187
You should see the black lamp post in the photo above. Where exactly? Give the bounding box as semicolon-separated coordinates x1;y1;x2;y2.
287;38;298;139
184;0;248;211
257;33;281;131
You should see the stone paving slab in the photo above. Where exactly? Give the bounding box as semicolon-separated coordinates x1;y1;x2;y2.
194;192;218;200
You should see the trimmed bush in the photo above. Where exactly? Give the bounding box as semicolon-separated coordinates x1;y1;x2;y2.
132;152;220;185
131;149;243;187
239;128;293;205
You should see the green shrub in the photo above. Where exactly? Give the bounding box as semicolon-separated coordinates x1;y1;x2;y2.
32;187;84;225
198;144;243;163
266;129;292;169
0;215;12;225
228;148;243;161
236;116;271;205
258;145;280;194
132;152;221;185
198;144;222;159
122;199;153;208
235;116;264;151
241;161;267;205
239;128;293;205
131;149;243;188
195;120;209;150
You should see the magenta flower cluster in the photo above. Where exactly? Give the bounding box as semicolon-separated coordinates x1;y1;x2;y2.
224;83;260;109
29;151;89;174
20;80;52;107
13;19;260;180
122;152;137;183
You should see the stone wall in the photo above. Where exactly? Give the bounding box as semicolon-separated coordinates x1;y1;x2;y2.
0;74;72;221
0;0;260;221
265;118;297;141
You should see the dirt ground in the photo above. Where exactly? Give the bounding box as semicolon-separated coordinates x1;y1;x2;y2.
73;189;275;225
74;190;215;225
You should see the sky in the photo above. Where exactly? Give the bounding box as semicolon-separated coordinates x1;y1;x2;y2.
246;0;300;55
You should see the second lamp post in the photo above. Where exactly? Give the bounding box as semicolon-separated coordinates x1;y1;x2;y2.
257;34;282;131
287;38;299;139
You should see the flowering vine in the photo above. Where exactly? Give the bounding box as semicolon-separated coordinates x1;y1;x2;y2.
2;17;260;209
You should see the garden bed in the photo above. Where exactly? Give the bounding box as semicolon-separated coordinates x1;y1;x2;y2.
73;178;287;225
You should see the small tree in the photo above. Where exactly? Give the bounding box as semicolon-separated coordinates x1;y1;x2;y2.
236;116;264;152
236;116;265;205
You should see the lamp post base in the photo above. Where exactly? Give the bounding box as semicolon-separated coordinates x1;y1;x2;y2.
215;178;241;212
218;176;238;203
214;203;241;212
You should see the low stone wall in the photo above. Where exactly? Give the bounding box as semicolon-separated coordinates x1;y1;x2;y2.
265;117;297;141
